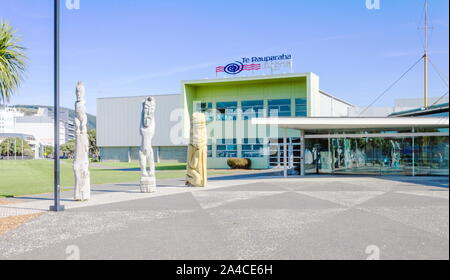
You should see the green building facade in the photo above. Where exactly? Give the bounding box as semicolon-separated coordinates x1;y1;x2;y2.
182;73;352;169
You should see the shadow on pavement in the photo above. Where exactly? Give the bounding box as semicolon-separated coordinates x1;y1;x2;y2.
379;176;449;189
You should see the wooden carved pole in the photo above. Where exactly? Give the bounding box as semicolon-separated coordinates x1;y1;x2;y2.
186;112;207;187
73;81;91;201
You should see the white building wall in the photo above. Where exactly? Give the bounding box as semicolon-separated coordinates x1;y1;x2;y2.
307;73;321;117
14;120;65;146
0;107;23;133
97;94;187;148
348;106;395;117
317;91;354;117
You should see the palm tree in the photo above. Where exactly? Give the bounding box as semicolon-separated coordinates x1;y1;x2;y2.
0;19;26;103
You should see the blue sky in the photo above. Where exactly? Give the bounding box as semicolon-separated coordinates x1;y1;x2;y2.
1;0;449;114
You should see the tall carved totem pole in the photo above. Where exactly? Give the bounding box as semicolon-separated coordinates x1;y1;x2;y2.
186;112;207;187
73;81;91;201
139;97;157;193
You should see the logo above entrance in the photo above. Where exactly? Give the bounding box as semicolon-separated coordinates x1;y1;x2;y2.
216;61;261;75
215;54;293;76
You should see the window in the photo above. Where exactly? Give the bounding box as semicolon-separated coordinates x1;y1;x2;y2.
242;138;265;158
207;145;213;157
268;99;291;117
242;100;264;120
216;101;238;121
295;98;307;117
216;139;238;158
195;102;213;122
207;139;213;158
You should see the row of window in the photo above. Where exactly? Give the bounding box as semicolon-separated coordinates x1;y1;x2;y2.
208;138;265;158
196;98;307;121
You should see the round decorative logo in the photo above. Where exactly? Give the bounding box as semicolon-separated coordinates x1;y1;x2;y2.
224;61;244;75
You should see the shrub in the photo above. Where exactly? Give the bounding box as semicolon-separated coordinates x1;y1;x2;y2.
227;158;252;169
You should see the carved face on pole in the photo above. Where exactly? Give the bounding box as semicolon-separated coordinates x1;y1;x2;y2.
191;112;207;146
143;97;156;128
76;81;85;102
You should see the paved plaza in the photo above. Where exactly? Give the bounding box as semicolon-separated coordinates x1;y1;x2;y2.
0;175;448;260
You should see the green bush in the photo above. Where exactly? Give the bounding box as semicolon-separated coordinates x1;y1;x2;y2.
227;158;252;169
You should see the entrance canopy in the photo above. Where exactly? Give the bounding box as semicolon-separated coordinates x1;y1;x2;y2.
252;117;449;131
252;117;449;178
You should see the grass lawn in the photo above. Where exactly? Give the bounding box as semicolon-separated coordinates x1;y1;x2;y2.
97;161;187;170
0;160;228;198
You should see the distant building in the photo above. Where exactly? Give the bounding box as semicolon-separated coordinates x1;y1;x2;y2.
14;116;66;146
0;106;24;133
1;105;97;159
36;107;75;142
0;133;40;159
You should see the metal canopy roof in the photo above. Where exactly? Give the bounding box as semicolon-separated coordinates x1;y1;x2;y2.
389;102;449;117
251;117;449;130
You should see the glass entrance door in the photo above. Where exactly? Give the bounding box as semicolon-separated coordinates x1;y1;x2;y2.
269;138;301;169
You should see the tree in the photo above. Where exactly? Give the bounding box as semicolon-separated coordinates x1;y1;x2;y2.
44;145;53;158
61;139;75;158
0;20;27;102
0;137;32;157
88;130;100;161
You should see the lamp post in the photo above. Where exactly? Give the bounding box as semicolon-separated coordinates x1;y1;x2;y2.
50;0;64;212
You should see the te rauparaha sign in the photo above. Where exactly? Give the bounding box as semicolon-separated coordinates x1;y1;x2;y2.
216;54;293;76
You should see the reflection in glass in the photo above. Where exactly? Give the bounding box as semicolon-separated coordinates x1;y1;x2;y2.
305;135;448;176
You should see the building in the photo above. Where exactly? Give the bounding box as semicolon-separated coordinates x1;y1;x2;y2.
1;105;95;151
0;133;40;159
97;94;188;162
36;107;76;142
97;72;449;176
97;73;354;168
11;105;96;144
0;106;24;133
252;95;448;177
14;116;66;146
253;116;448;176
181;73;353;169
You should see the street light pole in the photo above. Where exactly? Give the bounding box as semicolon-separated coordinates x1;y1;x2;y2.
50;0;64;212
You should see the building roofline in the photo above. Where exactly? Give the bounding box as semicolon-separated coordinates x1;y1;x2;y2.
252;116;449;130
389;102;449;117
0;133;35;139
181;72;314;85
96;93;180;100
319;90;355;107
6;105;71;110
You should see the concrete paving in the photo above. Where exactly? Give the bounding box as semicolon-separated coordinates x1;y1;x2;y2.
0;175;448;260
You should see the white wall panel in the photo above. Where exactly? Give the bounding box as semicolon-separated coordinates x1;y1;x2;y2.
97;94;187;147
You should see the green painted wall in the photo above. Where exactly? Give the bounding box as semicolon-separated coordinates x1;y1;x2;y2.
182;75;309;169
193;78;307;103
